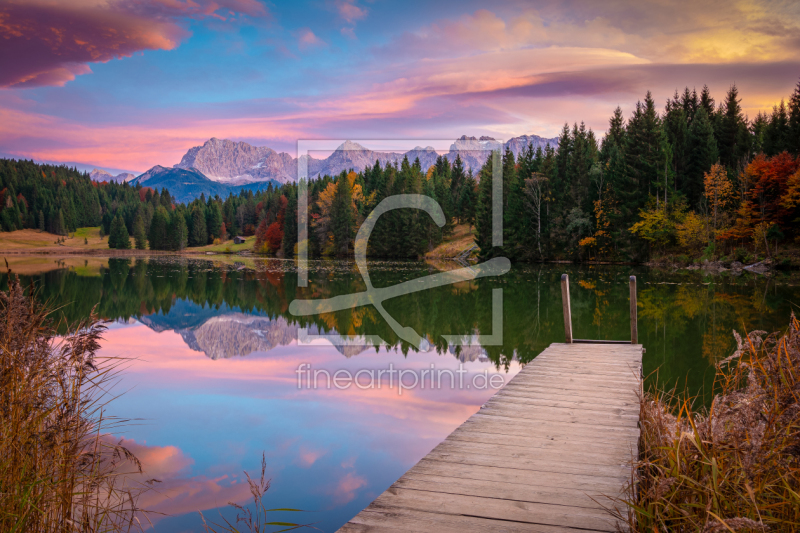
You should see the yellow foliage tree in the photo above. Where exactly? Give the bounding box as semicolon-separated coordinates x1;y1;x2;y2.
630;206;674;248
676;211;709;251
703;163;733;234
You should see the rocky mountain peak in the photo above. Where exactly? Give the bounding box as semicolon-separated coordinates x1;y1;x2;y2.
335;140;369;152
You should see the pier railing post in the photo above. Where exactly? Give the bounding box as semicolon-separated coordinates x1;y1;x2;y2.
629;275;638;344
561;274;573;343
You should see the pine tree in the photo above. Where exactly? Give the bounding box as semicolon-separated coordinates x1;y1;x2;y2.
459;173;477;228
475;154;496;255
788;78;800;155
108;215;130;249
148;206;169;250
55;209;65;236
686;106;719;207
751;112;769;155
717;84;750;170
699;85;715;118
169;211;188;251
663;95;688;193
189;204;207;246
37;210;44;231
206;201;223;241
331;171;353;256
764;100;790;156
133;214;147;249
282;186;298;256
450;154;466;215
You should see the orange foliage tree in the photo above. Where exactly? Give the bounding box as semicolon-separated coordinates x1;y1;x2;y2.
720;153;800;245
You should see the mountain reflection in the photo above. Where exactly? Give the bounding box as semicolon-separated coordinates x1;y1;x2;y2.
2;256;798;400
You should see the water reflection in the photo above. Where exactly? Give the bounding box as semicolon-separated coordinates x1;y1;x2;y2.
1;256;798;531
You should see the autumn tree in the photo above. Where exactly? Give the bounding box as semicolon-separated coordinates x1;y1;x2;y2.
703;163;733;234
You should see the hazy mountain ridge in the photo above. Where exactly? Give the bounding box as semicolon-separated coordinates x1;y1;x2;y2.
89;168;136;183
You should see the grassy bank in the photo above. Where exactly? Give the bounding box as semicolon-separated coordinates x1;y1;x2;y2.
424;224;477;260
622;315;800;531
0;273;151;532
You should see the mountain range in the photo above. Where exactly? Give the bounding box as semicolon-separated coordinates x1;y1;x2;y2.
121;134;557;202
89;168;137;183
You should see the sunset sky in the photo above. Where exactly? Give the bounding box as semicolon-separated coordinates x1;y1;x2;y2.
1;0;799;173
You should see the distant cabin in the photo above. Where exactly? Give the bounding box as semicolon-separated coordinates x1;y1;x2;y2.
233;236;246;244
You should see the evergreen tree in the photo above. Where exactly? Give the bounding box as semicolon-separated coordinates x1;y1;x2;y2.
282;185;298;256
108;215;130;249
450;154;466;215
331;171;353;256
663;95;689;193
459;172;477;228
37;210;44;231
169;211;188;251
686;106;719;207
699;85;715;118
148;206;169;250
55;209;66;236
788;78;800;154
764;100;790;155
751;112;769;155
717;84;750;170
206;201;223;241
133;214;147;249
189;204;207;246
475;154;497;255
625;92;663;204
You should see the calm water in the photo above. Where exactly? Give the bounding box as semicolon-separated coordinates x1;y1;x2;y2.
2;256;799;532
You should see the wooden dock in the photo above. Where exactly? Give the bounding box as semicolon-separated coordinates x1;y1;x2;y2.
338;276;643;532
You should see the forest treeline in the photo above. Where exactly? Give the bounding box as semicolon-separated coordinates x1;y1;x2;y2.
1;80;799;261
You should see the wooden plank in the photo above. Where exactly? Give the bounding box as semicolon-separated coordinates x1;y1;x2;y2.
337;342;643;532
372;488;619;532
343;505;577;533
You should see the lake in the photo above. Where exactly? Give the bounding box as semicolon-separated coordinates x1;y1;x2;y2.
2;256;798;532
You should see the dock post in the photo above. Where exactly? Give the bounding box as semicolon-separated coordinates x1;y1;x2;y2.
561;274;572;343
629;275;638;344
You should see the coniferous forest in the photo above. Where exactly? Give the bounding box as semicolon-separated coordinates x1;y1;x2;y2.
2;81;799;262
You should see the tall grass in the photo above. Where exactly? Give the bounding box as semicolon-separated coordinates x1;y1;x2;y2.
0;273;153;532
199;453;313;533
622;315;800;532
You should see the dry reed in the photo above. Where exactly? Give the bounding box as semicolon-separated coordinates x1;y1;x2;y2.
199;452;313;533
620;314;800;532
0;272;154;532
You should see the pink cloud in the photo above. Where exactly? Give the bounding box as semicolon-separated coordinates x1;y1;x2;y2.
330;472;367;505
0;0;267;88
297;28;326;50
335;0;367;24
296;445;327;468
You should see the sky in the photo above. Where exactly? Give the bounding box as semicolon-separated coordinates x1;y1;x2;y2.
1;0;799;174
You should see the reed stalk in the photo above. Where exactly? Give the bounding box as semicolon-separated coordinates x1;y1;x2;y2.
0;273;154;532
620;314;800;532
